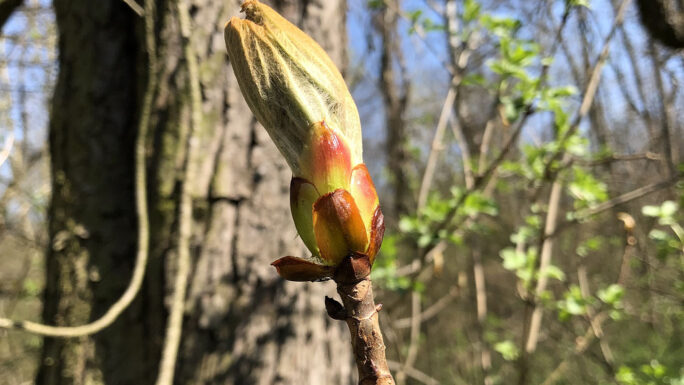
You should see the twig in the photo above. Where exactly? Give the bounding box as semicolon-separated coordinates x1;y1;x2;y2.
450;117;474;189
396;291;421;385
416;86;456;212
478;120;495;173
524;178;563;353
618;24;655;140
569;175;681;223
648;43;676;175
572;152;662;166
154;1;199;384
0;132;14;168
577;265;615;368
394;286;459;328
0;0;156;338
121;0;144;17
543;174;680;242
387;0;455;77
387;360;440;385
329;263;395;385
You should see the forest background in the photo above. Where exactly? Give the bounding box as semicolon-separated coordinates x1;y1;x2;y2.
0;0;682;384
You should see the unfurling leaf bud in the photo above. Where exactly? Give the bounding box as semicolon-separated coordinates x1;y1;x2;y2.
224;0;362;176
225;1;384;282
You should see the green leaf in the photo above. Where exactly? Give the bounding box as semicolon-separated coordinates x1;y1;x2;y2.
398;216;416;233
406;9;422;23
568;167;608;208
367;0;385;10
568;0;590;8
463;0;481;22
597;284;624;305
418;233;433;248
660;200;678;217
462;73;486;86
494;340;519;360
541;265;566;281
642;204;661;217
649;229;670;241
500;248;526;270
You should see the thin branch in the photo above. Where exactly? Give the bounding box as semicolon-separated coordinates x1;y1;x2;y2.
478;120;495;174
329;271;395;384
121;0;144;17
524;178;563;353
387;360;440;385
450;117;474;189
569;174;681;223
0;0;156;338
572;152;662;166
154;0;199;384
396;291;421;385
538;313;610;385
618;23;656;142
0;132;14;169
577;265;615;369
417;86;456;212
542;175;680;243
648;43;676;175
394;286;459;328
387;0;455;77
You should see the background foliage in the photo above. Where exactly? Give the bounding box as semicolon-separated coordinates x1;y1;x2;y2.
1;0;682;384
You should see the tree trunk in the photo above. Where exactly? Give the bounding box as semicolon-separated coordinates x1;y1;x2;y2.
37;1;353;384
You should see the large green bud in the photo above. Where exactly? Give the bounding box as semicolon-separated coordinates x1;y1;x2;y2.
224;0;363;175
225;1;384;282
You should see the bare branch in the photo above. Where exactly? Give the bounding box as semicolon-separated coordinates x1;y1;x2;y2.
394;286;459;328
396;291;421;385
572;152;663;166
122;0;144;17
155;0;199;384
417;86;456;212
571;175;681;222
0;132;13;169
577;266;615;368
387;360;440;385
524;178;563;353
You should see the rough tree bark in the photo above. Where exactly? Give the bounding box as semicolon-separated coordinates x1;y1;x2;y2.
38;0;353;384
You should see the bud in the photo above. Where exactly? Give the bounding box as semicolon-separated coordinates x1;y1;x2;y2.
225;1;384;281
224;0;362;176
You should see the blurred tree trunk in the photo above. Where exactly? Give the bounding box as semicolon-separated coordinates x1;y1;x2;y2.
636;0;684;48
37;1;353;384
0;0;23;30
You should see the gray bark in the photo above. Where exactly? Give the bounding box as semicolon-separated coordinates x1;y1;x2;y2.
38;0;353;384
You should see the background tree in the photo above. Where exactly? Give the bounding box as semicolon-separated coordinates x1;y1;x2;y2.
3;0;354;384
